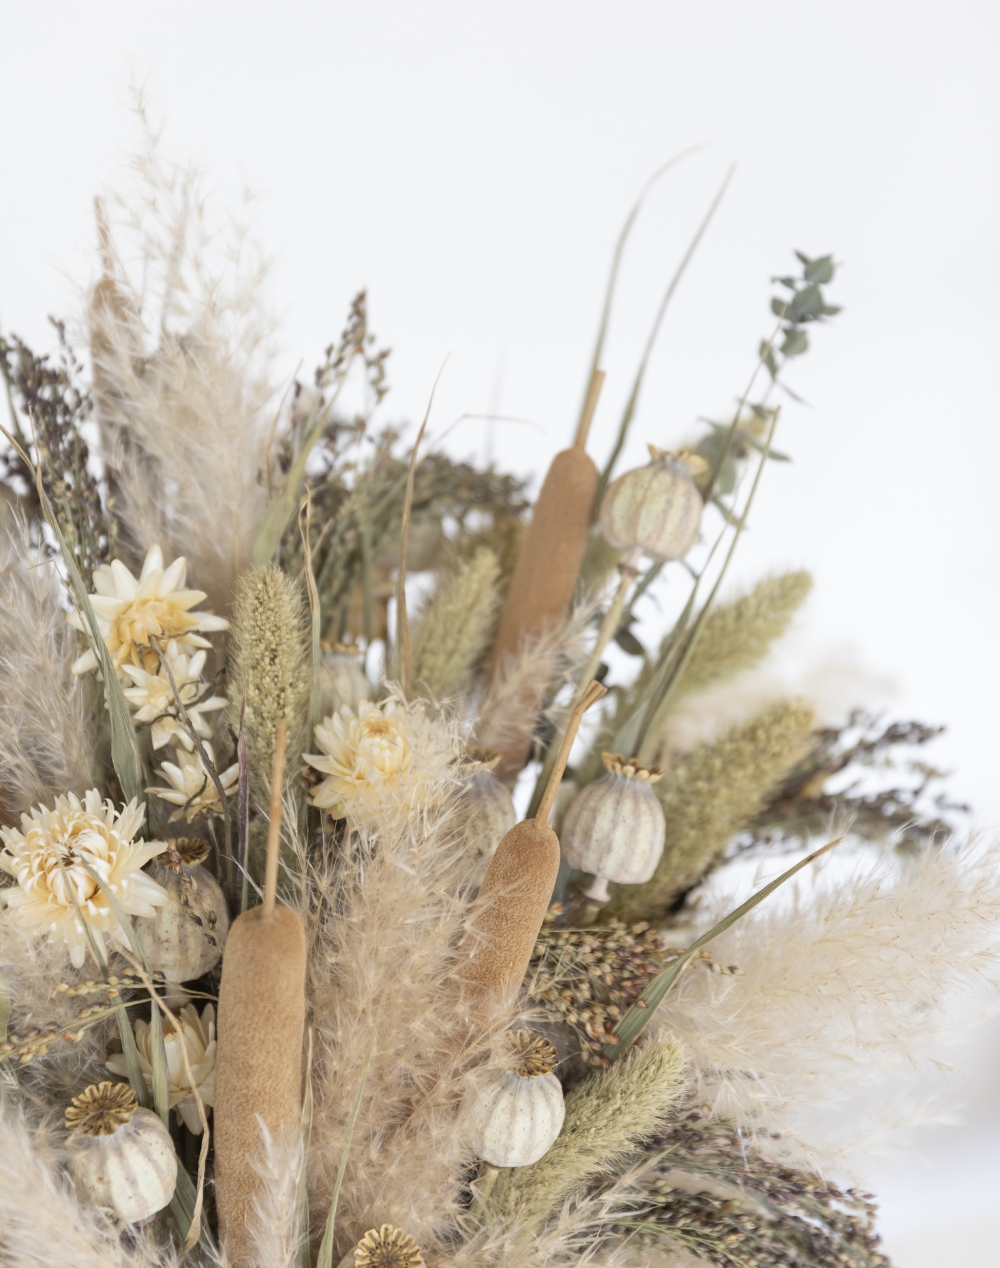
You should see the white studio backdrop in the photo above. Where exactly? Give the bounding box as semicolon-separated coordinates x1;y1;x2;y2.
1;5;998;1264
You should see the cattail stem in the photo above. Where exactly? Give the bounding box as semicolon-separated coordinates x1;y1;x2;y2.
534;680;607;825
574;368;606;451
261;722;287;920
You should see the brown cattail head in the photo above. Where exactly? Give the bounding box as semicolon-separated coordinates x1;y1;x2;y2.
486;372;604;782
213;724;306;1268
461;682;606;1012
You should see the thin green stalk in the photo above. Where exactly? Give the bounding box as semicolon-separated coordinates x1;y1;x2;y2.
597;165;735;504
604;835;844;1058
578;147;704;439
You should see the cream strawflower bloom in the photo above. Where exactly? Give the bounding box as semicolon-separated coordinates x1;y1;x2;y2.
147;744;239;823
121;640;226;751
0;792;167;969
68;543;229;677
107;1004;216;1134
304;700;412;821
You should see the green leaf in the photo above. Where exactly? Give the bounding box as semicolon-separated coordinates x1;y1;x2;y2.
794;249;812;266
148;1003;171;1128
781;329;809;358
770;296;790;319
803;254;835;284
604;836;844;1059
820;302;843;317
788;284;823;320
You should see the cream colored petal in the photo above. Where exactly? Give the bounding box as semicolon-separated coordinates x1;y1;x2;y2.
71;647;99;676
158;556;187;595
140;544;164;579
110;559;139;599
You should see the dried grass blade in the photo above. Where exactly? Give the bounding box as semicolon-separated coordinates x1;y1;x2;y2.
299;494;323;734
395;374;438;696
604;835;844;1059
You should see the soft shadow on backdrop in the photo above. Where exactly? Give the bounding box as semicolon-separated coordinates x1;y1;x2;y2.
1;5;998;1265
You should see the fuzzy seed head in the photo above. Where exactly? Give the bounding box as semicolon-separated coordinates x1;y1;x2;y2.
505;1030;558;1078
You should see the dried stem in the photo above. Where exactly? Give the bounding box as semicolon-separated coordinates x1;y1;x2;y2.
262;721;288;919
573;368;605;451
535;680;606;825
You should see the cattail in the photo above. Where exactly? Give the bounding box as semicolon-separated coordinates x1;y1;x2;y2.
486;371;604;781
461;681;606;1013
213;725;307;1268
226;567;311;810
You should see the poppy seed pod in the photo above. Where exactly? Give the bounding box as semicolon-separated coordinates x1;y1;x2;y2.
599;447;704;564
561;752;666;903
134;839;229;984
470;1031;565;1168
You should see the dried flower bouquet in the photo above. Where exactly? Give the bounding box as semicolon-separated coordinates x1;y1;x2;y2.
1;136;996;1268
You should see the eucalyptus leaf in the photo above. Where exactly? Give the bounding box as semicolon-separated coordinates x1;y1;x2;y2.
803;255;835;284
781;329;809;357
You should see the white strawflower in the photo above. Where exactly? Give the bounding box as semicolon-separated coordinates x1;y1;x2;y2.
147;744;239;823
0;792;167;969
121;640;226;751
304;700;412;821
107;1003;216;1134
68;543;229;677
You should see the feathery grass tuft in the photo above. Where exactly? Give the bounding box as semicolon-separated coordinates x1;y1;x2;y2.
0;519;96;821
488;1038;686;1233
226;567;311;812
411;548;501;701
608;700;816;922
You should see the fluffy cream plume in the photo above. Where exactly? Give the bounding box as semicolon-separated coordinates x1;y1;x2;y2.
225;567;311;805
474;600;596;769
0;520;95;822
609;700;815;922
87;119;275;618
488;1039;686;1234
304;696;522;1262
245;1123;308;1268
0;1113;180;1268
411;548;501;701
655;842;1000;1168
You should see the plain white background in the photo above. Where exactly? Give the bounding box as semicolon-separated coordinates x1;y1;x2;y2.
2;5;998;1264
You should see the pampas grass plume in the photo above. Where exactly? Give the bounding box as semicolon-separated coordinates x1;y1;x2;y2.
488;1038;686;1232
610;700;816;921
411;548;501;700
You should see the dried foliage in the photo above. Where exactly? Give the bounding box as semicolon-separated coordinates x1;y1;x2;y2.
608;701;816;922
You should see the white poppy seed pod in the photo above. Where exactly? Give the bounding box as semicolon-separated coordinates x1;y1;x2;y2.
561;752;666;903
319;643;372;715
65;1082;177;1224
470;1031;565;1168
456;748;517;887
133;839;229;983
599;446;705;564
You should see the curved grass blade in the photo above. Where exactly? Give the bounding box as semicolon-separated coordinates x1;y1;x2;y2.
604;836;844;1060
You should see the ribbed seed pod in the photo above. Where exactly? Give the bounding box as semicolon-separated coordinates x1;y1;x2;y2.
599;446;704;563
470;1032;565;1167
134;839;230;984
486;372;604;781
561;752;666;903
456;748;517;888
65;1082;177;1225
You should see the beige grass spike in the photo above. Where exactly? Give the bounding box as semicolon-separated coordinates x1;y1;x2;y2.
214;722;307;1268
462;681;607;1013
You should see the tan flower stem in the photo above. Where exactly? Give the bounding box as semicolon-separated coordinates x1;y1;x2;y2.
573;368;605;451
534;680;608;827
151;634;234;898
468;1164;500;1225
526;555;640;819
395;380;435;698
262;722;288;919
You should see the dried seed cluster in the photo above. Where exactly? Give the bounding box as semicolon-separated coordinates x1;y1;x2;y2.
155;837;211;868
530;917;739;1065
354;1224;424;1268
65;1081;137;1136
504;1029;558;1078
601;752;664;782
